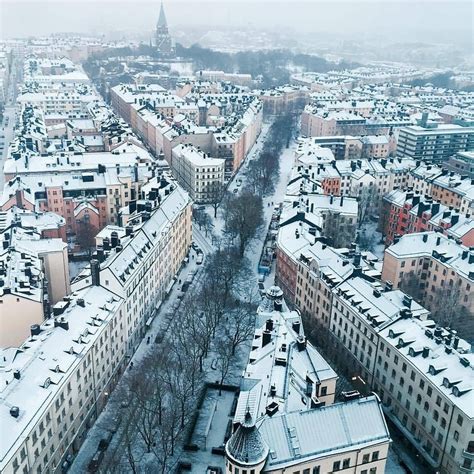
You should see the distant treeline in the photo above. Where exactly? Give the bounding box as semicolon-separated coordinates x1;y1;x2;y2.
83;42;358;89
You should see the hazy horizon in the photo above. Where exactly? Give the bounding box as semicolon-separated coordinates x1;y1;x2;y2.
1;0;472;49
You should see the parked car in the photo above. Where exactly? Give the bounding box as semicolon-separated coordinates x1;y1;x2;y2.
196;254;204;265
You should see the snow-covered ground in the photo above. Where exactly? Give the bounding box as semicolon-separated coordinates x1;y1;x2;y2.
69;246;205;473
70;120;279;472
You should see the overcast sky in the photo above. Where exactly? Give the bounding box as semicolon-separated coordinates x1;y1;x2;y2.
1;0;472;45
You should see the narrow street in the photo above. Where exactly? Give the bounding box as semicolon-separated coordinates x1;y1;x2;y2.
69;118;290;473
1;50;21;192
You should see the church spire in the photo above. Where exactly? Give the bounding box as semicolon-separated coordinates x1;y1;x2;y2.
157;2;168;31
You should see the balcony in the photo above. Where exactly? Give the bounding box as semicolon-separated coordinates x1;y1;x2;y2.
463;449;474;461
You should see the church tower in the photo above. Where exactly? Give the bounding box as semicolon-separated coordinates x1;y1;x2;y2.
155;2;175;57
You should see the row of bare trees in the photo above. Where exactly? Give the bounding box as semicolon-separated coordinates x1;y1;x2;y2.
246;113;296;197
400;272;474;342
102;248;258;472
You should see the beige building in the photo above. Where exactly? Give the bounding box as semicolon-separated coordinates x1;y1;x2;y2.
381;232;474;314
171;144;225;203
225;287;390;474
0;209;70;348
0;176;192;473
327;273;473;473
0;286;126;474
376;319;474;473
73;173;192;353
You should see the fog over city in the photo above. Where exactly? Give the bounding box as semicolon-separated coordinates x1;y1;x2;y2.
1;0;474;473
2;0;472;48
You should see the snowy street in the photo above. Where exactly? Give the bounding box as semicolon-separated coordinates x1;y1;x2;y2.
69;118;295;473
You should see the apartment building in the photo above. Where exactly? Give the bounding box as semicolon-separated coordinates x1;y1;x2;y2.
275;194;358;303
225;287;390;474
397;124;474;164
381;189;473;245
381;232;474;314
445;151;474;178
328;274;473;473
260;85;309;115
171;144;225;203
72;174;192;352
0;207;70;348
376;319;473;473
2;143;155;231
0;286;127;474
111;83;262;177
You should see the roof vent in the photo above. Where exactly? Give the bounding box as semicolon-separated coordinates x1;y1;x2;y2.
10;406;19;418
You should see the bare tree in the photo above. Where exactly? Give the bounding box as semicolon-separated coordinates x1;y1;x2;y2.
193;208;214;237
324;210;356;248
75;218;97;253
223;303;256;355
206;181;226;218
214;338;234;395
223;189;264;256
429;281;473;341
203;248;252;308
399;271;424;303
357;185;380;228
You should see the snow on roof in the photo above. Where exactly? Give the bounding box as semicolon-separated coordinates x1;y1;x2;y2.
258;396;390;470
385;232;473;281
0;286;123;469
172;143;225;167
235;298;337;426
335;276;429;328
380;318;474;418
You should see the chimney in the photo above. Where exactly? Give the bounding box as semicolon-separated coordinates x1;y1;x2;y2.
110;231;118;248
469;253;474;265
13;370;21;380
453;336;460;350
420;111;428;127
422;347;429;358
403;295;412;308
422;234;428;243
262;330;271;347
30;324;41;336
292;321;301;335
296;335;306;351
91;259;101;286
54;317;69;331
274;298;283;311
353;252;361;267
385;281;393;292
340;196;344;206
330;194;334;205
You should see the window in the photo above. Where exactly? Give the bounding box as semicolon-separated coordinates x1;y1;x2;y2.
362;454;370;463
343;458;350;468
312;468;320;474
457;415;463;426
372;451;379;461
333;461;341;471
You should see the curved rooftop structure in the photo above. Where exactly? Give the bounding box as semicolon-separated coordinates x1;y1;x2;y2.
225;411;269;467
